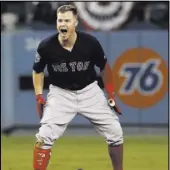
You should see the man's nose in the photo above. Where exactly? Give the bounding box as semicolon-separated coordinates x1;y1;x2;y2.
60;22;66;27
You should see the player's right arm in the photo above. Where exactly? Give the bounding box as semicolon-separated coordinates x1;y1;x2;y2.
32;50;46;118
32;71;44;95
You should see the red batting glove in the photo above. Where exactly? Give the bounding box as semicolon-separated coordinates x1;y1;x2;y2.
36;94;46;119
106;84;123;115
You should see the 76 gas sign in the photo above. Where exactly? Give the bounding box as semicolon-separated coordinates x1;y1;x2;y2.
119;59;163;95
112;48;168;108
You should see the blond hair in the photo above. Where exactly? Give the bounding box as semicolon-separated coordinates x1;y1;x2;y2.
57;4;78;18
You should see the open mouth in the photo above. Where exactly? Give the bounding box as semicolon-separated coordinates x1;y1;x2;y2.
60;28;68;35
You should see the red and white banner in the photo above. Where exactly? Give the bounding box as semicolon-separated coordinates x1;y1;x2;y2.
74;2;134;31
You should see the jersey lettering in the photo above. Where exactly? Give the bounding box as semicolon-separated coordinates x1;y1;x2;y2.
69;62;76;72
52;63;68;72
61;63;68;72
83;61;90;70
77;62;83;71
53;61;90;72
52;64;59;72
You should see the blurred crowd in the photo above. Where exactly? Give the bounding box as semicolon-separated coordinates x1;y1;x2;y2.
1;1;169;31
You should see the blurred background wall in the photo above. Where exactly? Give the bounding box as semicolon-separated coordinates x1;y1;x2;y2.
1;1;169;135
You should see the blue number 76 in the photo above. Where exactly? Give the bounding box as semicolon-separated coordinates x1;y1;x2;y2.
119;59;162;95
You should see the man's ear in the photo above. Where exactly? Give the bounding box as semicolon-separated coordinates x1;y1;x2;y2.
75;20;78;27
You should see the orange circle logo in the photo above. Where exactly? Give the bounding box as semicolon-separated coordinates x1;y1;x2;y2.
112;48;168;108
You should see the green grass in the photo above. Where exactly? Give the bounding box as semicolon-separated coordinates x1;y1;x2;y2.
1;136;168;170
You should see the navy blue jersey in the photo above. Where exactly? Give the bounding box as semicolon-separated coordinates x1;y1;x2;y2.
33;31;107;90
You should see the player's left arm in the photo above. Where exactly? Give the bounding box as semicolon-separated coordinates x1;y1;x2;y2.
101;63;122;115
93;39;122;115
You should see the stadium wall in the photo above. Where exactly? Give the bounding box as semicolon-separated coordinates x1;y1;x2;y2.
1;30;168;133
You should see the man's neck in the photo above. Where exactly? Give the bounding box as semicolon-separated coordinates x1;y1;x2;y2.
59;32;77;47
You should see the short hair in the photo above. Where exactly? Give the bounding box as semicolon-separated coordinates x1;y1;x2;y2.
57;4;78;17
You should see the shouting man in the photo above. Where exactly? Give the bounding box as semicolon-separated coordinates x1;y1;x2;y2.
32;4;123;170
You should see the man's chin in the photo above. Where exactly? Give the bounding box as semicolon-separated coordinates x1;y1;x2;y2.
60;33;68;40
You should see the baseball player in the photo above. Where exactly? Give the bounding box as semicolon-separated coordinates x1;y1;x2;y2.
32;4;123;170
